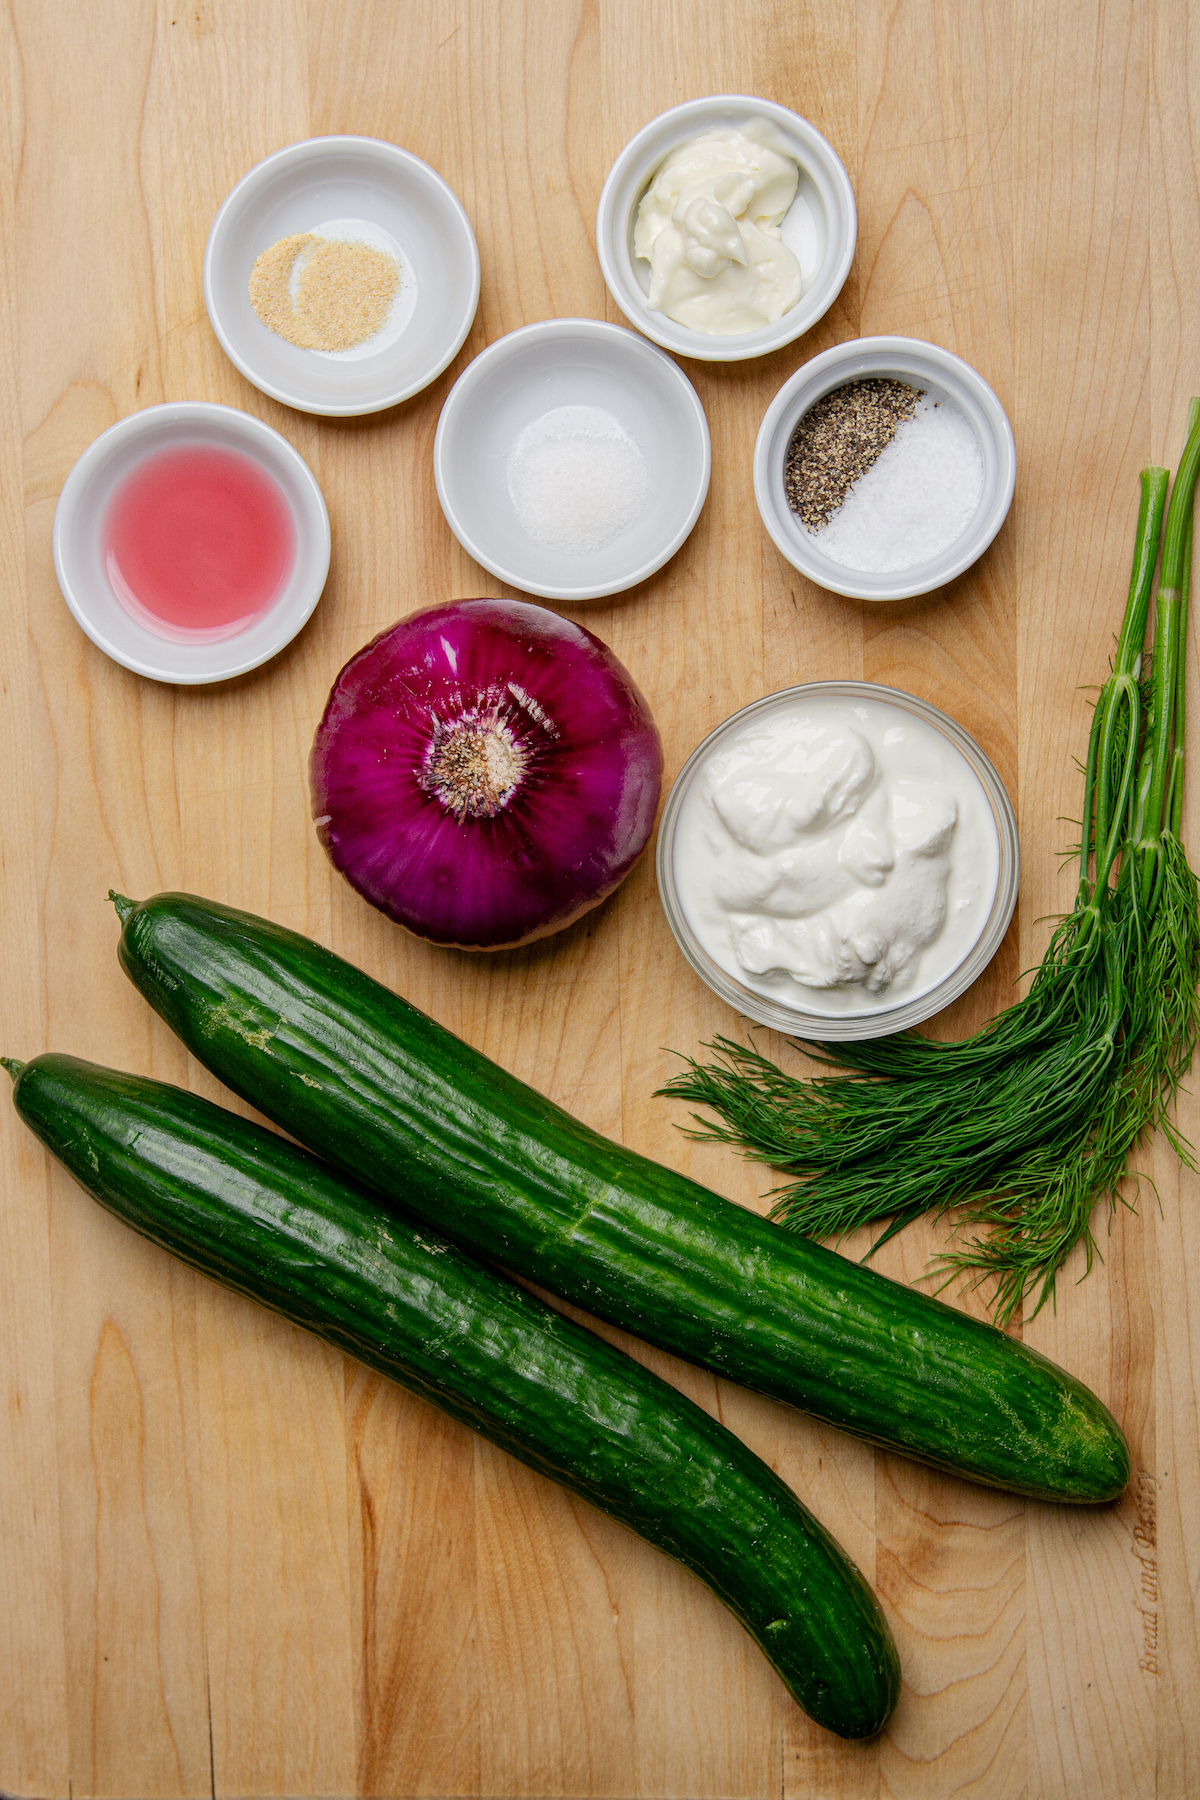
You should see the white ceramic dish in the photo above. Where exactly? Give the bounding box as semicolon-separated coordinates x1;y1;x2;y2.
755;337;1017;601
52;402;331;684
433;318;711;601
656;681;1019;1042
595;95;856;365
204;136;480;417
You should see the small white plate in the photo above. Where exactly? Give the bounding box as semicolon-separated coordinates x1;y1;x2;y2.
596;95;856;365
754;337;1017;600
204;136;480;417
52;402;330;684
433;318;711;602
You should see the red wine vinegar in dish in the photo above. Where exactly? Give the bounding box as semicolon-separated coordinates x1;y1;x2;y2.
103;444;295;641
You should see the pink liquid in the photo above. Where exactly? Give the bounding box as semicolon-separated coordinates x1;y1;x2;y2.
104;444;295;641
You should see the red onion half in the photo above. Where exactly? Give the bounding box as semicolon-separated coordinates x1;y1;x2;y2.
310;599;663;949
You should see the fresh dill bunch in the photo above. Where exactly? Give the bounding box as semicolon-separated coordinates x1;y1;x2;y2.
660;410;1200;1325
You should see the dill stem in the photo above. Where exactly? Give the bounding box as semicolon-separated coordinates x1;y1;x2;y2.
1162;406;1200;593
1089;466;1168;888
1094;676;1140;891
1169;400;1200;837
1167;514;1193;836
1078;690;1105;887
1138;592;1179;905
1115;465;1171;677
1139;406;1200;906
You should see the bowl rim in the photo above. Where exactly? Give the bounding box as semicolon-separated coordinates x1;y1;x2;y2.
655;679;1020;1041
52;400;331;685
432;315;712;601
595;93;857;365
202;133;481;418
753;335;1018;601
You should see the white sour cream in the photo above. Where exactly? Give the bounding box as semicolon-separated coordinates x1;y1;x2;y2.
634;121;803;335
673;693;1001;1017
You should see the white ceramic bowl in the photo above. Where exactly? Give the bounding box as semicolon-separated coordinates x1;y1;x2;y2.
204;136;480;417
595;95;856;364
656;682;1019;1042
52;402;331;684
755;336;1017;601
433;318;711;601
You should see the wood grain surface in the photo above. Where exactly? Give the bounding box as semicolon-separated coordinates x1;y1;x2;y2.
1;2;1197;1795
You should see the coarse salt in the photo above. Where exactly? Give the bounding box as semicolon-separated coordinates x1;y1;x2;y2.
804;396;984;573
507;406;648;555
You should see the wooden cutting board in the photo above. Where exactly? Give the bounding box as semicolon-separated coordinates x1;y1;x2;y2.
2;3;1197;1796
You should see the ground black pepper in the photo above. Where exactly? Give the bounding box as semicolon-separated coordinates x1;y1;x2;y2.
785;378;923;529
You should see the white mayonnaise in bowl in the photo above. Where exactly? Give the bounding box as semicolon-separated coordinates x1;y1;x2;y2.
657;682;1019;1041
596;96;856;364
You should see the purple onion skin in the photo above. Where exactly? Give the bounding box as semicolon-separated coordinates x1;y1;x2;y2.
310;599;664;950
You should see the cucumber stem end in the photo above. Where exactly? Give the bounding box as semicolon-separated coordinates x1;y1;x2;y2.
109;892;136;924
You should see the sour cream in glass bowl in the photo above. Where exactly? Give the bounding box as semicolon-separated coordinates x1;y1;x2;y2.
657;682;1018;1041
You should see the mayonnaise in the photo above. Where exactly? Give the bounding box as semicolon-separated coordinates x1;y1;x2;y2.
672;692;1001;1017
634;120;804;335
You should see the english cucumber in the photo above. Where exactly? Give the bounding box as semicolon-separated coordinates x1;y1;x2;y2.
113;891;1131;1504
6;1051;900;1741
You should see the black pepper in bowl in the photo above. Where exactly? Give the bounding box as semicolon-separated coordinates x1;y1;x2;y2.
785;378;923;529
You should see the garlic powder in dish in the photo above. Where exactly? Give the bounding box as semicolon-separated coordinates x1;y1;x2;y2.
672;692;1001;1018
634;120;803;335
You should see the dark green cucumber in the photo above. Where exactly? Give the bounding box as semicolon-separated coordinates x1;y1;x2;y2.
6;1052;899;1742
113;892;1131;1505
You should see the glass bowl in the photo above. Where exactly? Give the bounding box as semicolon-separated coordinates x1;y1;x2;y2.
656;681;1019;1041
